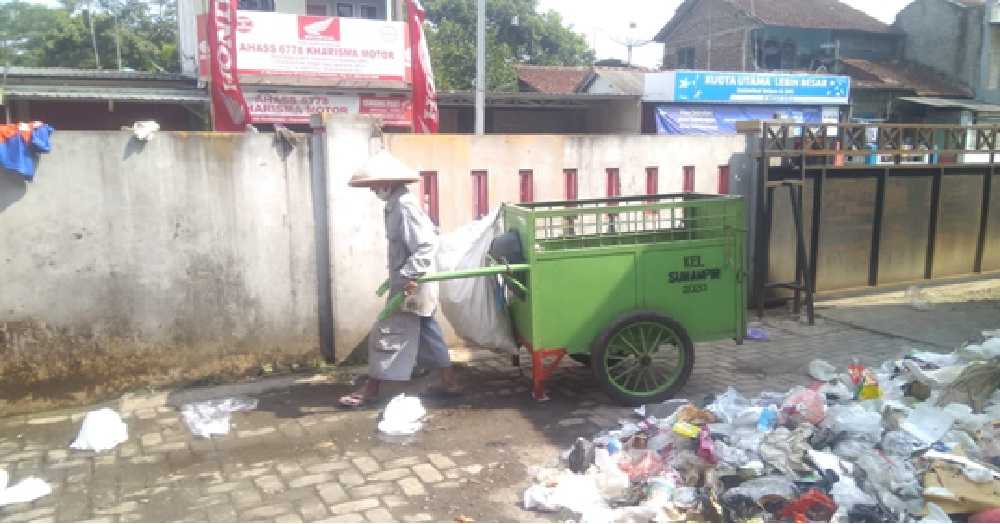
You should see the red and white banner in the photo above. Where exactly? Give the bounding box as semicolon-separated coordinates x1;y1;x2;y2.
406;0;438;133
245;89;412;126
207;0;250;131
231;11;407;81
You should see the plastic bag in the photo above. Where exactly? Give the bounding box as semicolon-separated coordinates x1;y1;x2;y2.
781;387;827;425
881;430;924;457
706;387;749;424
760;425;813;476
823;404;882;441
181;397;258;438
943;403;988;433
595;449;629;499
378;394;426;435
619;450;665;482
818;380;855;403
833;439;876;460
0;475;51;506
724;475;797;503
436;208;517;351
70;408;128;452
901;405;956;445
920;502;953;523
809;359;839;382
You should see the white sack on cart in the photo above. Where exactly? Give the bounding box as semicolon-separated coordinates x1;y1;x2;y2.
436;208;517;351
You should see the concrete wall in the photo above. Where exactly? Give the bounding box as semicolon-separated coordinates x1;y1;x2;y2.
314;115;747;358
897;0;980;93
0;132;320;415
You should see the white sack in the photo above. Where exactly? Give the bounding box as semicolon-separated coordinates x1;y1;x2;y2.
70;408;128;452
436;208;517;350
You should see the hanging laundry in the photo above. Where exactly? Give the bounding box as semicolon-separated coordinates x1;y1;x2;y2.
0;122;54;181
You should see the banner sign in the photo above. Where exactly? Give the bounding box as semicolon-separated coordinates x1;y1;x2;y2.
245;89;411;126
207;0;250;131
232;11;407;81
406;0;439;133
655;104;822;135
645;71;850;105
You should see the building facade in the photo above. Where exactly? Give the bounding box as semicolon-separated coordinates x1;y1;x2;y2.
177;0;412;130
895;0;1000;106
653;0;971;122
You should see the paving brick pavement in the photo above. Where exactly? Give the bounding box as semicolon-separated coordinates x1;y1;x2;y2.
0;311;976;522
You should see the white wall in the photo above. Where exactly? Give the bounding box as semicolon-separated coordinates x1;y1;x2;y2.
315;115;746;356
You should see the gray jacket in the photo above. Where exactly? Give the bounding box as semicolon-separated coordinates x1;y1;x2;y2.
384;186;439;317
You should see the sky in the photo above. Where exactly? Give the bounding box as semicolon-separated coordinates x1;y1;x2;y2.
21;0;914;69
537;0;914;69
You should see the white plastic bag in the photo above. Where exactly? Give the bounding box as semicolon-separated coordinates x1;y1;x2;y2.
901;405;956;445
808;359;838;381
706;387;750;424
436;208;517;350
70;408;128;452
919;502;952;523
0;474;51;506
823;404;883;441
378;394;426;435
181;397;258;438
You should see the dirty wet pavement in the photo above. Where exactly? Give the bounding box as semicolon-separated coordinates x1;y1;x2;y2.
0;280;998;523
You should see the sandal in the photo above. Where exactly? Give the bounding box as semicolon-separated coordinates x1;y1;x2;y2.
339;393;372;408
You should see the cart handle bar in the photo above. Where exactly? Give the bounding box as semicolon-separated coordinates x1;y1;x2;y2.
376;264;531;321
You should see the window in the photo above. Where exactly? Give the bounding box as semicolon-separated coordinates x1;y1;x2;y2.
306;0;328;15
683;166;695;193
336;3;353;16
678;47;695;68
564;169;578;200
359;3;378;19
238;0;274;10
645;167;658;195
718;165;730;195
471;170;488;219
419;171;439;226
606;168;620;197
519;170;534;203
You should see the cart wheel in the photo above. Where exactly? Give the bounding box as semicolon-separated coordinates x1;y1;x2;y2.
591;311;694;406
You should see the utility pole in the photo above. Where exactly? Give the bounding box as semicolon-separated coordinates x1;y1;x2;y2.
114;13;122;70
88;1;101;69
475;0;486;135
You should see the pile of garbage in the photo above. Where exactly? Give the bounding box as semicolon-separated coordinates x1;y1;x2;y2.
523;330;1000;523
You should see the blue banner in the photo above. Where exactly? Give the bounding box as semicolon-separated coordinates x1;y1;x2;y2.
655;104;823;135
646;71;850;105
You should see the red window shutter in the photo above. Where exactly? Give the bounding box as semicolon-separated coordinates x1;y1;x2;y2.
519;169;534;203
564;169;578;200
718;165;730;195
606;168;620;197
471;170;488;219
683;166;695;193
645;167;658;195
419;171;439;225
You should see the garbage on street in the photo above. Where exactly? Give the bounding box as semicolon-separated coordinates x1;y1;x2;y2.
522;329;1000;522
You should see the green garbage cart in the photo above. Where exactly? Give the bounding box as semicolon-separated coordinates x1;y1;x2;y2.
381;193;747;405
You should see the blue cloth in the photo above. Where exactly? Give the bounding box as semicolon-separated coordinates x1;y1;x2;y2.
0;123;54;180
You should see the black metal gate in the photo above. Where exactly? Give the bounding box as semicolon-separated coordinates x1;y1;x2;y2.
744;122;1000;322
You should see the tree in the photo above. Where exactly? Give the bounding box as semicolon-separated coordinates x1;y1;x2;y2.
423;0;594;91
0;0;177;73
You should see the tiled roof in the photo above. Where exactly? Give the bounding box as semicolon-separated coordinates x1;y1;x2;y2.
515;65;651;95
841;58;974;98
656;0;895;41
515;65;592;94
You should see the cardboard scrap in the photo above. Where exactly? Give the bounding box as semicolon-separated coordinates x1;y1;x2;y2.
922;451;1000;514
